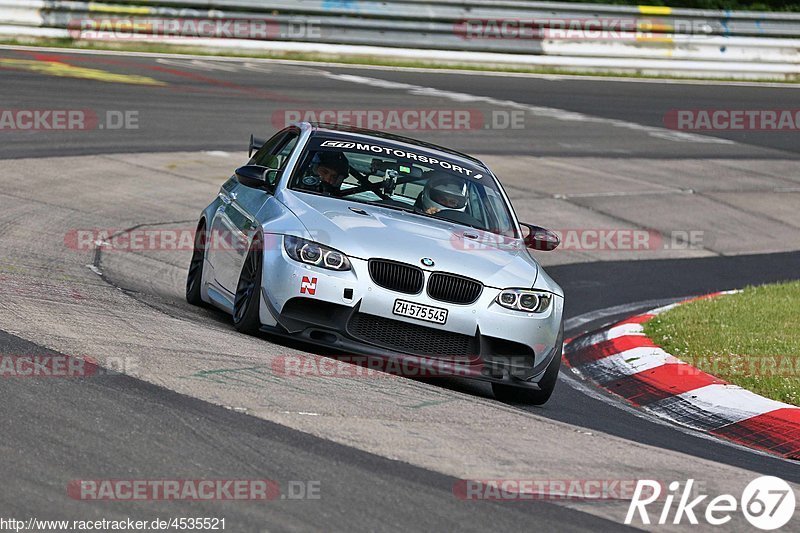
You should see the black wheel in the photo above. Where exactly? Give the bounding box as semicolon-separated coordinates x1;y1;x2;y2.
233;235;263;334
186;221;207;306
492;328;563;405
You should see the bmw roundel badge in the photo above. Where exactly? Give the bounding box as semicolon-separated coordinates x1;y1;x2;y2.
421;258;435;267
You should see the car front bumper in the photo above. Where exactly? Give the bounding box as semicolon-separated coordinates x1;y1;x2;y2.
259;244;564;387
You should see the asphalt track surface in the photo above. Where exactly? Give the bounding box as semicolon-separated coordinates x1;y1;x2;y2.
0;46;798;159
0;330;616;531
1;47;799;531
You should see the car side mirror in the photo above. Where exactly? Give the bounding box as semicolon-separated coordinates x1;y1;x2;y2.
521;223;560;251
235;165;280;190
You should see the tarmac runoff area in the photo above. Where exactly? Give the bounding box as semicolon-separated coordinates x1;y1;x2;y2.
0;151;799;528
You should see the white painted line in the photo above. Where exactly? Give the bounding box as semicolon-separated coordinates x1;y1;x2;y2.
17;33;798;77
10;29;796;74
563;298;679;331
649;290;740;315
323;72;736;145
155;58;240;72
649;302;680;315
1;42;799;89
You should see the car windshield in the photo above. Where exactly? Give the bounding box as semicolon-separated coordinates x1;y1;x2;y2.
289;136;517;237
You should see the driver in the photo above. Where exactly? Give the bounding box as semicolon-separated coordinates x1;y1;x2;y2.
418;173;469;215
310;151;350;194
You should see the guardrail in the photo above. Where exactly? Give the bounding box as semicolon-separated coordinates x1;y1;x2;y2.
0;0;798;79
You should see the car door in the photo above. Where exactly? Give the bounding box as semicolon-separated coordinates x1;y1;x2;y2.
209;129;299;295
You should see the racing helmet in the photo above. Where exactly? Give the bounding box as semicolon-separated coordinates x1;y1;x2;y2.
420;173;469;212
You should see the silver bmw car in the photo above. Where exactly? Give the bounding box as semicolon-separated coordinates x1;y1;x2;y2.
187;122;564;404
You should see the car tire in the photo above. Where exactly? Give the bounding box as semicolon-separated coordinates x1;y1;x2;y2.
186;220;207;306
491;328;563;405
233;235;263;335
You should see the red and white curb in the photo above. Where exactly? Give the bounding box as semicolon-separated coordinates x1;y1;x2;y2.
563;291;800;460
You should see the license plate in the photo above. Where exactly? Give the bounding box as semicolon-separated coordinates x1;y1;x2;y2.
392;299;448;325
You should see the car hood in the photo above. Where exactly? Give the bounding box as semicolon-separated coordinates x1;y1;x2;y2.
277;190;538;289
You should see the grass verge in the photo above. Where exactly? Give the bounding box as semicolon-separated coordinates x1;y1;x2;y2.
644;281;800;405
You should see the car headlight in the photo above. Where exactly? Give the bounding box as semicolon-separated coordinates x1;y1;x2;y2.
284;236;351;271
496;289;552;313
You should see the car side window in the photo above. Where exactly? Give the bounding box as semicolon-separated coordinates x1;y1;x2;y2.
466;181;487;226
274;136;298;170
484;189;514;236
249;131;299;188
250;131;298;169
250;132;285;165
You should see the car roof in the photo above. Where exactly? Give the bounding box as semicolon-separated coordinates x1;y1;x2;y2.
306;122;488;170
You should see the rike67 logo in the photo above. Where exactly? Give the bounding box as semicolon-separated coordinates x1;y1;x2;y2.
626;477;795;530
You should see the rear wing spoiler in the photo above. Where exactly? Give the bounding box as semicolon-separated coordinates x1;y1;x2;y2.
249;134;266;158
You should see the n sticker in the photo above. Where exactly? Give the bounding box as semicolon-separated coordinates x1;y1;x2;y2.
300;276;317;295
